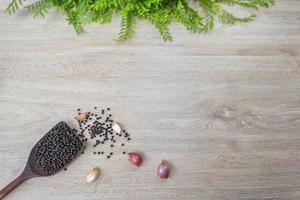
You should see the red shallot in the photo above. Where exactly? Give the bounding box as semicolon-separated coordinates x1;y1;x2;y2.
157;160;170;179
128;152;143;167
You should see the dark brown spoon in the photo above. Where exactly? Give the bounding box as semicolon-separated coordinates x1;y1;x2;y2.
0;121;84;199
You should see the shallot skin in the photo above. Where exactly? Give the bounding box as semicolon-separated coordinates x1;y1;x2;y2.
128;152;143;167
157;160;170;179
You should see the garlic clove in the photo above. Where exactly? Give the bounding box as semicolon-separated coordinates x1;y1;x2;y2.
112;122;121;134
86;167;100;183
157;160;170;179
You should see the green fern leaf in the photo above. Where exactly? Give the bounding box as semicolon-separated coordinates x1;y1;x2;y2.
5;0;24;15
118;14;136;41
25;0;53;17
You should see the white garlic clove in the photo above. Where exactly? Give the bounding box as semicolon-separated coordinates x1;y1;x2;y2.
112;122;121;134
86;167;100;183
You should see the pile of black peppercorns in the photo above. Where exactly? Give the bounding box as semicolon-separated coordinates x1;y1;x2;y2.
35;121;84;175
75;107;131;159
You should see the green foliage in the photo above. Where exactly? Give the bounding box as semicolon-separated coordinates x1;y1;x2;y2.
6;0;25;15
118;14;136;41
6;0;275;41
25;0;53;17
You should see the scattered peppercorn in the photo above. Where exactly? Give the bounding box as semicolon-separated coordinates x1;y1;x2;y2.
74;107;131;158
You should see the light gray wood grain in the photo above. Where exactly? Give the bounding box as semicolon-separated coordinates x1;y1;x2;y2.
0;0;300;199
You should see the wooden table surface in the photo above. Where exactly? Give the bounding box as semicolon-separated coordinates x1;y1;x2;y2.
0;0;300;199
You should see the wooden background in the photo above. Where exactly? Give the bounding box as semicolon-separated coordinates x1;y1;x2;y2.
0;0;300;199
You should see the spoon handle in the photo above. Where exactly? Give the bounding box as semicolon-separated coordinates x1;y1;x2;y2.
0;171;32;199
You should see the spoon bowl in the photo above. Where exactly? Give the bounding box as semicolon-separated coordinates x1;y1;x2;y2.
0;121;84;199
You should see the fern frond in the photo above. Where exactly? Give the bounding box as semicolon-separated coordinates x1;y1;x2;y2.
155;23;173;42
5;0;276;41
149;12;173;42
25;0;53;17
5;0;24;15
176;0;203;32
118;14;136;41
200;16;214;33
66;10;85;35
218;9;256;24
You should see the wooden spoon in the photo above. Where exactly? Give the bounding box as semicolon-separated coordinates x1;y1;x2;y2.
0;121;84;199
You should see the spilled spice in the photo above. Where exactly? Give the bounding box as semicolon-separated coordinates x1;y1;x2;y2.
74;107;131;159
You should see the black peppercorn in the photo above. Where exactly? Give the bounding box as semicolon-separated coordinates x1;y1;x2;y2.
73;107;131;161
35;122;84;175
